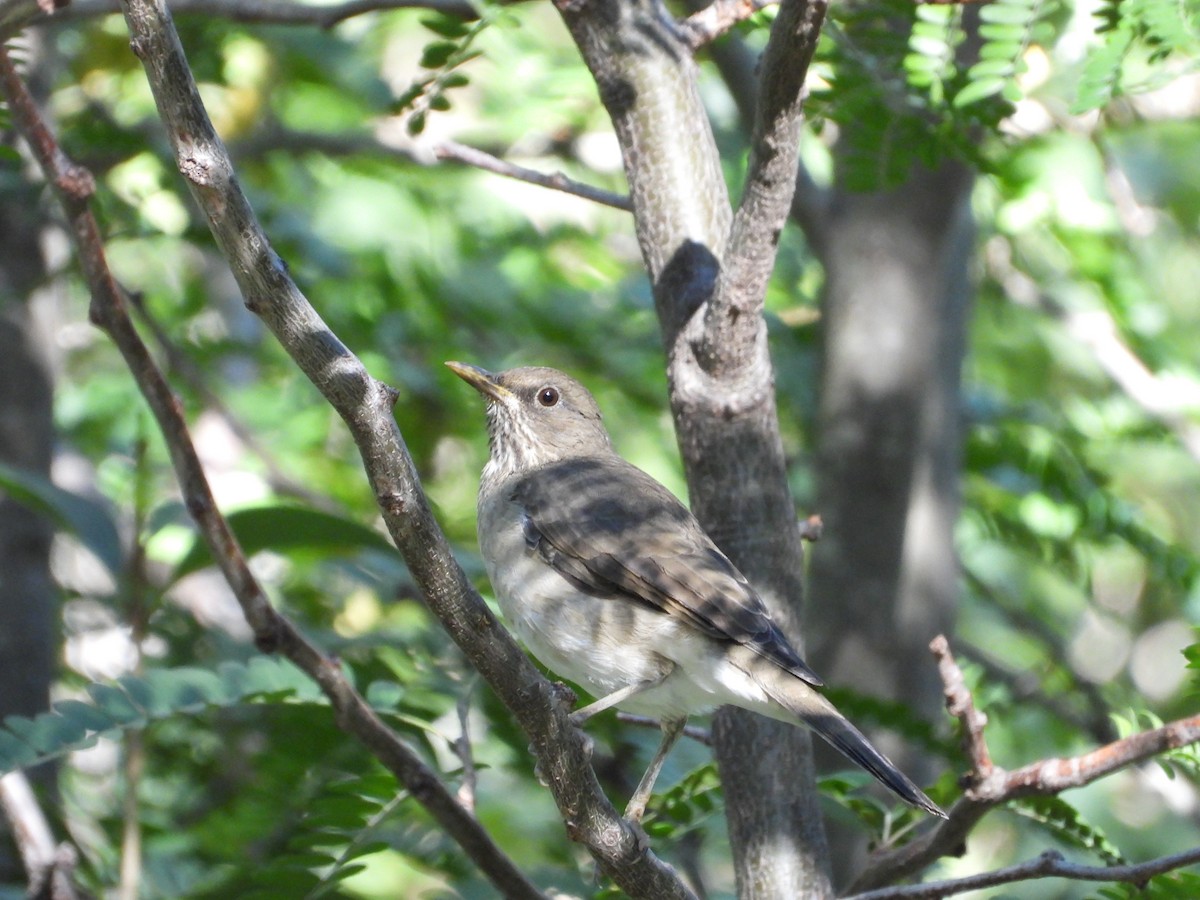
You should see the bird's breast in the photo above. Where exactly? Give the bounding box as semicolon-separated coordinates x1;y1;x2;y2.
476;490;773;720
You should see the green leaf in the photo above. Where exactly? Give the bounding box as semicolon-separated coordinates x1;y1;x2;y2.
419;41;458;69
0;659;320;775
954;76;1009;107
420;15;471;39
3;710;89;755
1013;795;1125;864
85;683;146;727
980;0;1038;26
170;503;395;582
968;58;1019;79
1072;24;1134;113
0;730;38;770
0;461;123;576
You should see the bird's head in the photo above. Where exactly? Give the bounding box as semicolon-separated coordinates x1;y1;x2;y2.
446;362;613;474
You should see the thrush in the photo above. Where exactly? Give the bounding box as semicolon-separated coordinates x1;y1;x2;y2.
447;361;945;821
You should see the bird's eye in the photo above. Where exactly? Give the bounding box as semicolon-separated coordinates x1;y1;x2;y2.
537;386;560;407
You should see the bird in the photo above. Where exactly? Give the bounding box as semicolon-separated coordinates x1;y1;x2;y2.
447;361;946;822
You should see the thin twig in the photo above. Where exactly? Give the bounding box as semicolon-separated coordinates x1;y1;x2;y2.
454;683;478;814
931;634;992;780
616;714;713;747
7;0;476;38
797;513;823;542
849;635;1200;892
434;140;632;211
230;128;630;222
844;846;1200;900
119;428;151;900
125;289;335;509
677;0;776;51
0;42;547;900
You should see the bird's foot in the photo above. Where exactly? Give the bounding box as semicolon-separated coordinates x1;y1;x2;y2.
528;742;551;787
622;813;652;855
565;716;595;760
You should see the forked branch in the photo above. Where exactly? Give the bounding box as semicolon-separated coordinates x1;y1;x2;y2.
849;635;1200;893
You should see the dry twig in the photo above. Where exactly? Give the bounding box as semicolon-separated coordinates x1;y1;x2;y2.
846;846;1200;900
849;635;1200;893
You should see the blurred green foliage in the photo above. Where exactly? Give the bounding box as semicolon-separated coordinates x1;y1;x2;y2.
1;0;1198;896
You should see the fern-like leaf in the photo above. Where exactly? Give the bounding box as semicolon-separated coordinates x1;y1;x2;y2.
954;0;1044;108
0;658;320;774
642;762;722;839
1012;794;1125;864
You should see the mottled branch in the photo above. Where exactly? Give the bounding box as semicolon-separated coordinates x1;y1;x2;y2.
931;634;992;779
699;0;827;383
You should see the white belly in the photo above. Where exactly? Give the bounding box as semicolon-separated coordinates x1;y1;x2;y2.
479;494;776;721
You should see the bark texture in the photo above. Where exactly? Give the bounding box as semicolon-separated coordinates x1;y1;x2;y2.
555;0;833;894
807;163;974;884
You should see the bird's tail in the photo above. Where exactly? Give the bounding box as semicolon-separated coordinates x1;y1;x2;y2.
801;708;946;818
743;654;947;818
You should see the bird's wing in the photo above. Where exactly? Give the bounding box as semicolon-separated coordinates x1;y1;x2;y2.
511;456;824;687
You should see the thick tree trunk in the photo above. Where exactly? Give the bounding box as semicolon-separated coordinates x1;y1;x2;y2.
807;163;974;884
556;1;834;894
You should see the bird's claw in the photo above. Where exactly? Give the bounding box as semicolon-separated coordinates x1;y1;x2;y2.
623;815;651;855
528;742;551;787
566;716;595;760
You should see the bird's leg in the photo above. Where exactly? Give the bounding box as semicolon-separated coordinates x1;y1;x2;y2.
624;716;687;822
569;667;674;725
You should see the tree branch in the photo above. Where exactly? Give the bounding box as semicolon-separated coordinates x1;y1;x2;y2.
681;0;832;252
230;127;629;211
4;0;476;38
698;0;827;382
553;1;834;896
849;635;1200;892
676;0;776;50
845;846;1200;900
106;1;693;895
0;42;546;900
434;140;631;211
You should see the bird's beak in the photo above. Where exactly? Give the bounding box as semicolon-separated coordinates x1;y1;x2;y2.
445;361;513;403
